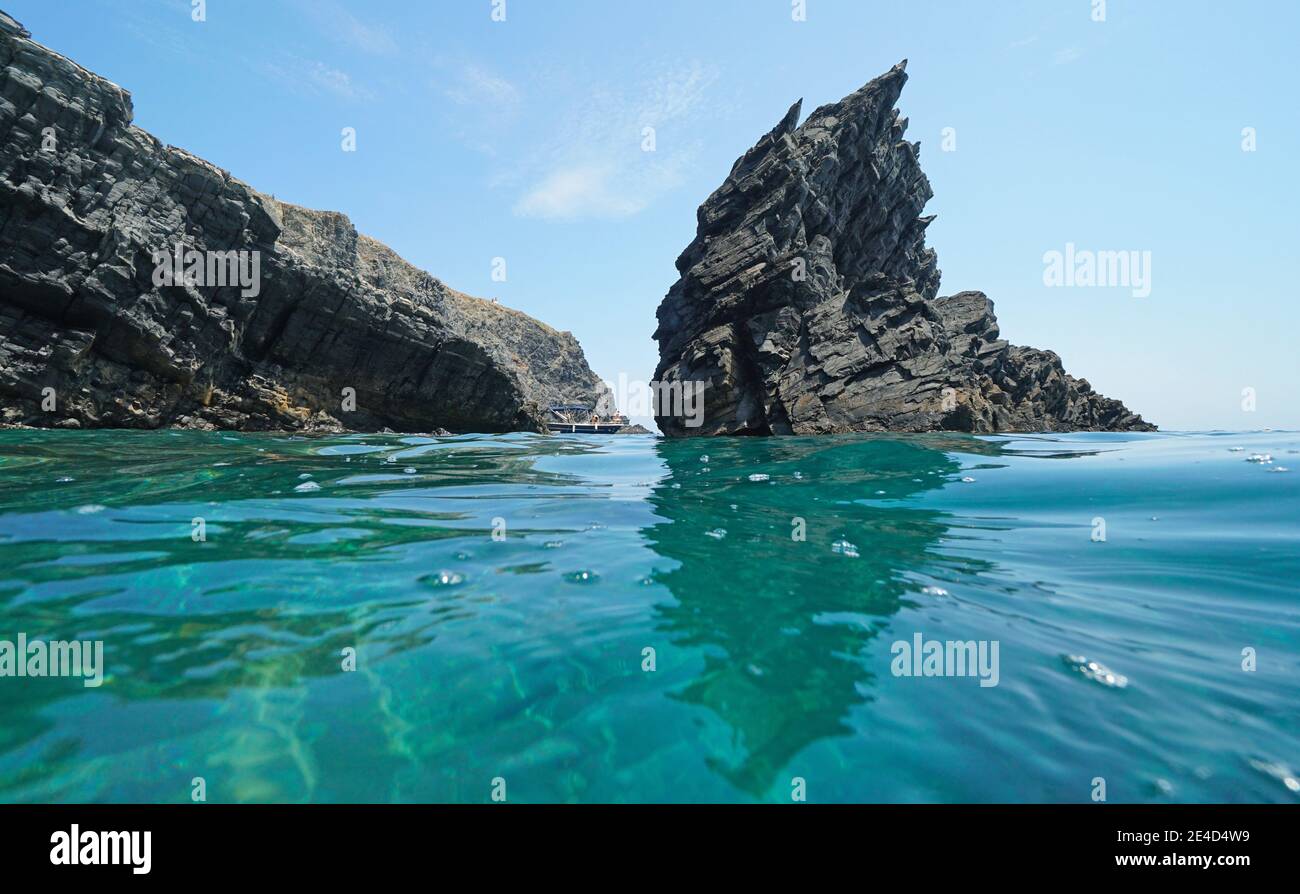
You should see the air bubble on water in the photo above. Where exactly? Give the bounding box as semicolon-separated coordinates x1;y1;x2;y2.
705;528;727;540
544;541;565;549
876;490;886;495
961;477;976;483
404;467;417;475
831;539;859;558
454;551;471;561
1247;453;1273;464
748;473;770;482
1229;447;1245;453
423;571;465;588
700;455;710;464
75;505;105;515
299;473;312;479
1269;466;1289;473
793;472;803;480
1063;654;1129;689
565;570;600;584
1248;758;1300;793
294;481;321;492
922;585;949;597
56;476;74;483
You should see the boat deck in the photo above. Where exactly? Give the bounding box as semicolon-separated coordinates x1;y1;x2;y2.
547;423;625;435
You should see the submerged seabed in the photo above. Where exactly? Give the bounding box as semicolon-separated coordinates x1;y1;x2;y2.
0;429;1296;803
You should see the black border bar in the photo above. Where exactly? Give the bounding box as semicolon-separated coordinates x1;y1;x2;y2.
0;803;1287;880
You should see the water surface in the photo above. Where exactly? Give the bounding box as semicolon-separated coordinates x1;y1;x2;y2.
0;429;1296;803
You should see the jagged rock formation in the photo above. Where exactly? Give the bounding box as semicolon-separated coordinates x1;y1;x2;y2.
0;12;608;432
653;61;1153;437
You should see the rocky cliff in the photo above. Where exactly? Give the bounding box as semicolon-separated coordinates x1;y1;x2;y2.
653;62;1153;437
0;11;609;432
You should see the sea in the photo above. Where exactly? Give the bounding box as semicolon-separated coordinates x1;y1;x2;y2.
0;428;1296;803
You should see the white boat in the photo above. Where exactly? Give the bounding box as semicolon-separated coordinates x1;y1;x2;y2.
547;404;629;434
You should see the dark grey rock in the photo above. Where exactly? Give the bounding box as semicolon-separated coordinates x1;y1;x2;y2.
653;62;1154;436
0;14;609;433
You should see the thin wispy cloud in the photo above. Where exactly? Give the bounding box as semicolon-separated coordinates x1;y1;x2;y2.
514;164;643;219
297;0;399;56
262;57;374;102
117;0;200;59
444;65;520;108
1009;35;1039;49
1054;47;1084;65
512;62;718;221
428;59;524;158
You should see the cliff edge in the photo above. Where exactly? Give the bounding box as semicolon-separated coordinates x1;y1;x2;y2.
0;11;609;432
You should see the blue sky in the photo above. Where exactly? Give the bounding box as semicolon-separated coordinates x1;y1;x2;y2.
10;0;1297;430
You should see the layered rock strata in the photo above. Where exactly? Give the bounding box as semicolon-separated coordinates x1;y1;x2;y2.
0;12;608;432
653;61;1153;436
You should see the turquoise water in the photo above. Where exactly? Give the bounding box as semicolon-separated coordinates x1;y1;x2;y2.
0;429;1296;803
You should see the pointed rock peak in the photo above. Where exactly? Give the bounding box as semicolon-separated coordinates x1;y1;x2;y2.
856;59;909;94
810;61;912;133
775;98;803;136
724;98;804;182
868;59;910;92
